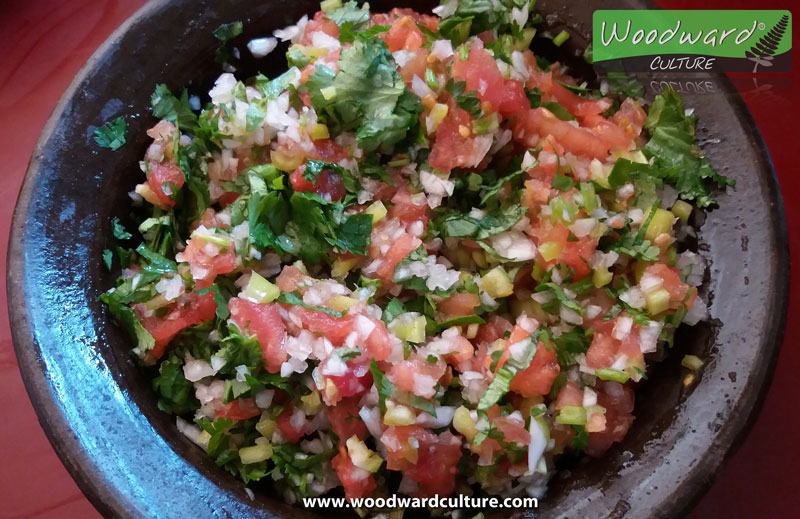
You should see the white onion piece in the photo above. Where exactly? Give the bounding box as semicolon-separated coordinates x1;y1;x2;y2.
528;417;548;474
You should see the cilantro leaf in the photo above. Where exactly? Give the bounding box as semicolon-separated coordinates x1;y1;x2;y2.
552;172;574;191
643;86;733;208
195;417;234;457
111;216;132;240
535;282;586;315
478;332;540;410
480;168;526;206
304;159;361;194
151;84;198;129
445;79;482;118
328;213;372;255
213;21;244;64
93;117;126;150
553;327;590;366
102;249;113;270
340;23;390;44
382;298;407;323
216;324;265;373
153;356;199;414
195;284;230;320
436;204;526;240
306;38;422;152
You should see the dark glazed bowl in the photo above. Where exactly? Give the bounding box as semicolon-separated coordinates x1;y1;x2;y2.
8;0;789;518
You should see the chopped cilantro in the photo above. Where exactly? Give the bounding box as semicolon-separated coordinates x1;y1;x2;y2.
93;117;126;150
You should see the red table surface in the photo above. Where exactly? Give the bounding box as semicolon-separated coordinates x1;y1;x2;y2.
0;1;796;517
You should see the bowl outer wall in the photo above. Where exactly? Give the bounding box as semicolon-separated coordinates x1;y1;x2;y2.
7;0;789;518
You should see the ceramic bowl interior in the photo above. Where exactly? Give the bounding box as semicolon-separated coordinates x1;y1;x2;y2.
8;0;788;518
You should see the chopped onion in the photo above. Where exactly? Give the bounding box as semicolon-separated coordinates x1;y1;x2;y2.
684;295;708;325
431;39;454;60
255;389;275;409
619;287;646;309
311;31;340;51
183;359;217;382
392;50;415;68
359;406;384;438
411;75;436;99
415;406;455;428
569;218;597;238
489;231;537;261
247;37;278;58
613;316;633;340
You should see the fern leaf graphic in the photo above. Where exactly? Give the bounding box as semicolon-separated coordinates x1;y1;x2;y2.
746;14;789;73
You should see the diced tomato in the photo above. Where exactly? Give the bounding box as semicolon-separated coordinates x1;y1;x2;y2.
313;138;347;162
373;233;421;284
332;445;376;500
327;361;373;401
146;162;185;208
527;64;611;118
493;416;530;446
586;381;635;457
290;164;346;201
644;263;692;307
277;406;306;443
560;237;597;280
497;79;529;118
494;321;535;373
383;16;424;52
510;342;561;397
611;98;647;138
532;220;596;280
372;8;438;32
439;292;481;318
451;43;506;112
585;318;642;370
140;291;217;360
555;381;584;409
218;191;241;208
475;315;513;345
387;188;430;225
362;317;393;361
387;353;446;398
327;397;369;441
405;431;463;497
381;425;436;471
585;326;618;369
216;398;261;420
293;308;392;361
398;48;429;85
428;107;494;172
582;114;634;152
438;334;475;370
521;178;552;211
228;298;287;373
581;289;617;330
179;236;236;289
372;180;398;202
300;11;340;45
515;107;610;159
275;265;310;293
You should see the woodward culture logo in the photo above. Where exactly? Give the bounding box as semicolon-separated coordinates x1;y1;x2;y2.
593;10;792;73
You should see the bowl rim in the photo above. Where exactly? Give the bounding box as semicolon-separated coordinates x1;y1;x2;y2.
7;0;790;517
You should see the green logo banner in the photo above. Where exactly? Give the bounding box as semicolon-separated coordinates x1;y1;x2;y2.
592;10;792;73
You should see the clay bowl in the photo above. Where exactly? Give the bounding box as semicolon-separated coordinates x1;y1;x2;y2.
8;0;789;518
